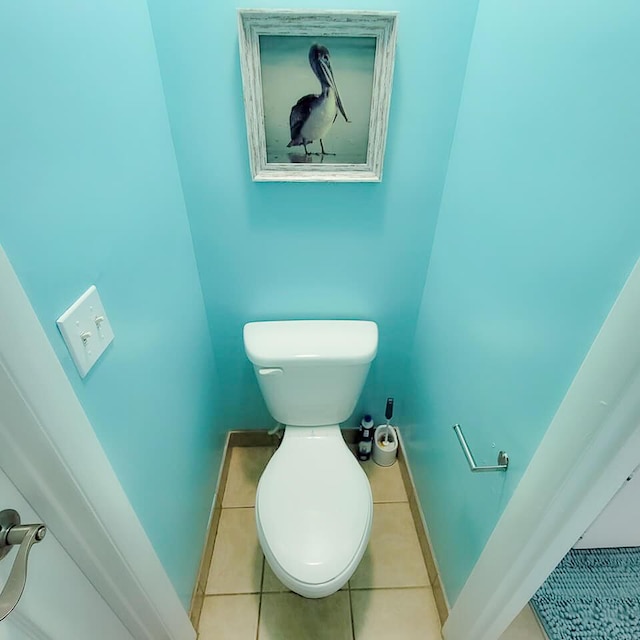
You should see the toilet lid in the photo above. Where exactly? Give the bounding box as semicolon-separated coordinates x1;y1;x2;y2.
256;436;371;585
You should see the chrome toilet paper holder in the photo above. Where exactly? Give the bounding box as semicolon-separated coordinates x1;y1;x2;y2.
453;424;509;472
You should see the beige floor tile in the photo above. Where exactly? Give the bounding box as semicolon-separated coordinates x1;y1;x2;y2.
350;503;429;589
360;457;407;503
261;561;289;593
499;605;548;640
198;594;259;640
352;588;442;640
206;508;263;594
262;559;347;593
222;446;273;508
258;591;352;640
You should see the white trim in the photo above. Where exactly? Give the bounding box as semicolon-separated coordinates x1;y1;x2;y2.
9;611;52;640
0;246;195;640
444;257;640;640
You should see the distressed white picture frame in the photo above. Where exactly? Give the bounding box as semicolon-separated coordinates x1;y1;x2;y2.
237;9;398;182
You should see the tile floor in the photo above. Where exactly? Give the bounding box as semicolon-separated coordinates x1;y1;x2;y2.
500;605;549;640
198;444;548;640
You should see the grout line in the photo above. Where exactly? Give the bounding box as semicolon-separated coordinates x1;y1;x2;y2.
220;504;257;510
256;558;265;640
259;556;266;593
202;590;263;596
350;585;433;592
348;582;356;640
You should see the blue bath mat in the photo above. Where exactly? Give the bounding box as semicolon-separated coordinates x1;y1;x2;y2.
530;548;640;639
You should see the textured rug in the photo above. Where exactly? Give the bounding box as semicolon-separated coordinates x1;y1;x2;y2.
531;548;640;640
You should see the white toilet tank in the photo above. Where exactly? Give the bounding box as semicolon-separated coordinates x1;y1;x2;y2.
243;320;378;426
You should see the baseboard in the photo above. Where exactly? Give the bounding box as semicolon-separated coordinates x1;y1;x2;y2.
227;427;360;447
227;429;278;447
397;431;450;625
188;431;232;629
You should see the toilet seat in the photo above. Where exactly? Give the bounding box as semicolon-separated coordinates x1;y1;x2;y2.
255;426;372;597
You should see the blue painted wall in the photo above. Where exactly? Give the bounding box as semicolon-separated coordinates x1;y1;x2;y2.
0;1;224;607
403;0;640;603
145;0;481;429
5;0;633;611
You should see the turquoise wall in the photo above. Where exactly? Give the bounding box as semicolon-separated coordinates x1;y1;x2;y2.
145;0;480;429
0;1;224;607
4;0;635;612
403;0;640;602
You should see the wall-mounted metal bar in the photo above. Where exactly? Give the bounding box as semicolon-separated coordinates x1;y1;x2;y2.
453;424;509;472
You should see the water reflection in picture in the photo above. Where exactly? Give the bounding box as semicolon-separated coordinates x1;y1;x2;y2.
259;35;376;165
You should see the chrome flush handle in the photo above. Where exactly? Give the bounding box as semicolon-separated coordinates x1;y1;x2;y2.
0;509;47;622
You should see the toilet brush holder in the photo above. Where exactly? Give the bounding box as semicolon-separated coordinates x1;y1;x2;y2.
372;425;398;467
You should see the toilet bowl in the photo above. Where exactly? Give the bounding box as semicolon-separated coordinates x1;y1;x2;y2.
256;425;372;598
243;320;378;598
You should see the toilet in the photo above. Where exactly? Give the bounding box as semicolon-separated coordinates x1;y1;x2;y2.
243;320;378;598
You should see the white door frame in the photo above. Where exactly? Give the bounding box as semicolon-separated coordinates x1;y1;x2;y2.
444;257;640;640
0;246;195;640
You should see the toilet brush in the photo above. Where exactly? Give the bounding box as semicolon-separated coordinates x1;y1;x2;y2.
382;398;395;445
373;398;398;466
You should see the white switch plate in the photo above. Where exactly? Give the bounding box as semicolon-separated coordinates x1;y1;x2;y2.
56;285;114;378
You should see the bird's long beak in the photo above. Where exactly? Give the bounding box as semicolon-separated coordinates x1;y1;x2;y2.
320;59;349;123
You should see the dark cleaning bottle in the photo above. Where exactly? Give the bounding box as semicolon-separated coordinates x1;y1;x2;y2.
358;414;374;461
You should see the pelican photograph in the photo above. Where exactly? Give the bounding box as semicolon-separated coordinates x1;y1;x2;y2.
259;36;376;165
238;9;398;182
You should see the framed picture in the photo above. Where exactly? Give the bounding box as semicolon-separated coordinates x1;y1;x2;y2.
237;9;398;182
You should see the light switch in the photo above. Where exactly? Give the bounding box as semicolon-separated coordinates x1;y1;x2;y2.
56;285;114;378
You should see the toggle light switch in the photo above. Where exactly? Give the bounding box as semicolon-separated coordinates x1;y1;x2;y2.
56;285;114;378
